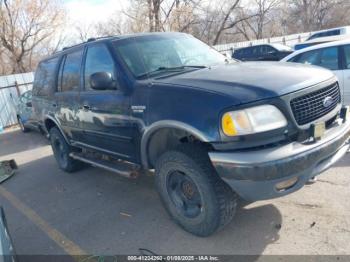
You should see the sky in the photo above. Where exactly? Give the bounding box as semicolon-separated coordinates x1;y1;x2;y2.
64;0;129;27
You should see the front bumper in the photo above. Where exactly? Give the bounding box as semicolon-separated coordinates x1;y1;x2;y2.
209;119;350;201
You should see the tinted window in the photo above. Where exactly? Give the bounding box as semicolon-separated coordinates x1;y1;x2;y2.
265;45;275;54
33;57;59;97
244;48;252;55
343;45;350;69
61;49;83;92
252;46;260;56
291;47;339;70
308;29;341;40
237;48;250;56
294;50;320;64
84;44;115;90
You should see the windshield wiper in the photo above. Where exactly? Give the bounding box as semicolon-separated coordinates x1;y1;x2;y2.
137;65;207;78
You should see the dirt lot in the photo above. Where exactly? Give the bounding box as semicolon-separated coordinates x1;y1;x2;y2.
0;128;350;256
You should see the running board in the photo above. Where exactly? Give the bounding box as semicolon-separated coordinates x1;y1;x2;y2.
69;152;140;178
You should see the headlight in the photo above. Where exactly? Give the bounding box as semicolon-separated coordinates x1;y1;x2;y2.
221;105;287;136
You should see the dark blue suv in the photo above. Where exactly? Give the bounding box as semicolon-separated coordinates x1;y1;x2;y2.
32;32;350;236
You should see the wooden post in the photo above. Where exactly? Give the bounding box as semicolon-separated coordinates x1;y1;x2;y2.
14;81;20;96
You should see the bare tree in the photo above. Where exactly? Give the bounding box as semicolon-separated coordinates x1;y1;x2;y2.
239;0;280;39
95;16;124;37
212;0;255;45
166;0;201;32
74;23;95;42
0;0;66;73
288;0;344;32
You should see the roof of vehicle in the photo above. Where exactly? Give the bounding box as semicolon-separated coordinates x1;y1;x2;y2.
54;32;188;55
309;26;350;35
300;34;350;45
235;43;292;52
282;38;350;61
38;32;190;63
269;43;293;51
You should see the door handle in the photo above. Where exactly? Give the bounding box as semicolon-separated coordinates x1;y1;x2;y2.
82;104;91;111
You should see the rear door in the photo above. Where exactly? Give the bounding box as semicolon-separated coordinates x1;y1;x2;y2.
340;45;350;105
55;48;84;141
32;57;60;129
77;42;136;162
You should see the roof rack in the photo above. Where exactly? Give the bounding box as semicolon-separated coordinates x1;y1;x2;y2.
61;35;116;52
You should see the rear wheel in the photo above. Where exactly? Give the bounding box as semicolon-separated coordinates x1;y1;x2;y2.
49;127;83;172
18;116;30;133
155;144;237;237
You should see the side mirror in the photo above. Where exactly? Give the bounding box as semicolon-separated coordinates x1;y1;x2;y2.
26;102;32;107
90;72;116;90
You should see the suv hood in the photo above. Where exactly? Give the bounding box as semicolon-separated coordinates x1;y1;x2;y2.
154;62;335;104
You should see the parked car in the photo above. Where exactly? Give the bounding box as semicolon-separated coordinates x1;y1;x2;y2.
15;90;33;132
32;32;350;237
282;39;350;105
232;43;293;61
307;27;350;41
294;34;350;50
15;90;44;134
295;27;350;50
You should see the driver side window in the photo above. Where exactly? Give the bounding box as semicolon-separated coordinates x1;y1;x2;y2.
84;44;115;90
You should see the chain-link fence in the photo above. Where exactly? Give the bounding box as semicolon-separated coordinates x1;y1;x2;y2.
0;72;34;129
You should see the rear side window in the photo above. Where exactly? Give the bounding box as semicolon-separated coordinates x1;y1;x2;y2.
252;46;260;56
60;49;83;92
236;48;249;56
33;57;59;97
84;44;115;90
265;45;275;54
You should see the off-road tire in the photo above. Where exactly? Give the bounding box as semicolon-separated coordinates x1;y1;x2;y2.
155;144;237;237
49;127;83;173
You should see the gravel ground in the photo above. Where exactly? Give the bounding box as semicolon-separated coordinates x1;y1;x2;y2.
0;128;349;256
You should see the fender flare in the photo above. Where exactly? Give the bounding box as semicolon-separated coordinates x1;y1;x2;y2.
140;120;210;169
43;115;70;144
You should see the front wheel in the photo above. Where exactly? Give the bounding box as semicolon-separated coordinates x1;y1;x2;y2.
49;127;83;173
155;144;237;237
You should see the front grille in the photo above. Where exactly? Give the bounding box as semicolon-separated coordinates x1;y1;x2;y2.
290;82;341;125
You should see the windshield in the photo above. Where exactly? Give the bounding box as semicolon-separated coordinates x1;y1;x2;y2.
114;34;230;78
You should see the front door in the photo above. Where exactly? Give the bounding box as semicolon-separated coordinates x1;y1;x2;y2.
77;43;136;162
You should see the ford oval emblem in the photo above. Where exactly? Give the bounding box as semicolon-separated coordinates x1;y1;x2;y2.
323;96;334;108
